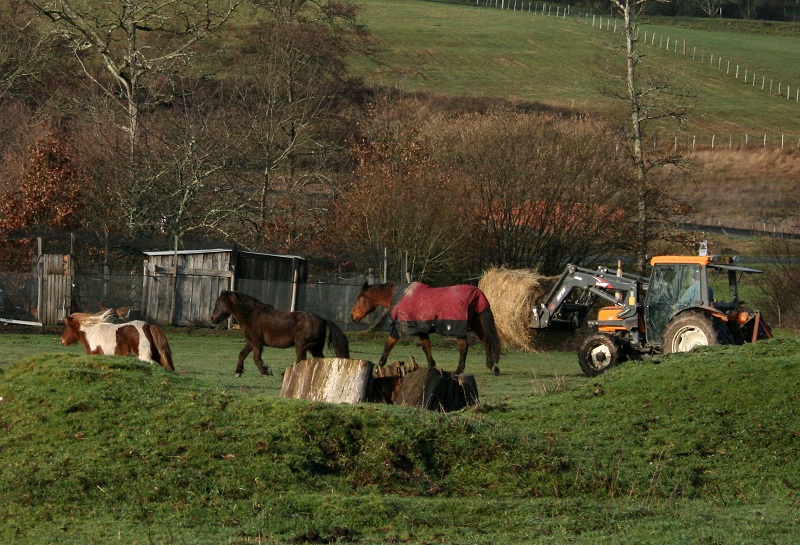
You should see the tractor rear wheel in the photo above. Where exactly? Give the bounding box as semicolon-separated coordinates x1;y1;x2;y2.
663;312;722;354
578;334;621;377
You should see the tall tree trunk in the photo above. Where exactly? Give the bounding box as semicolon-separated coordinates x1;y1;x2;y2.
618;0;649;274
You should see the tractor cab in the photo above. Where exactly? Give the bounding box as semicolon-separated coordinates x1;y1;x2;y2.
644;255;763;347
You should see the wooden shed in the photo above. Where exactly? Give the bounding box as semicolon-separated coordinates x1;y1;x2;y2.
142;248;307;326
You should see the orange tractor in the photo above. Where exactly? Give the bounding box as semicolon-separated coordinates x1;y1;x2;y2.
529;255;773;376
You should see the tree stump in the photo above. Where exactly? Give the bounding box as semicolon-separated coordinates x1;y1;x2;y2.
457;374;480;406
395;367;443;408
279;357;479;412
280;358;373;404
394;368;480;412
369;359;421;404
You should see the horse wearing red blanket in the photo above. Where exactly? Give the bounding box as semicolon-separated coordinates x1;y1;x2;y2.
350;282;501;375
61;310;175;372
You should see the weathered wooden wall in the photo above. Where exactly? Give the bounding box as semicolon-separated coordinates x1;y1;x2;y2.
142;249;308;326
143;250;233;326
39;254;73;325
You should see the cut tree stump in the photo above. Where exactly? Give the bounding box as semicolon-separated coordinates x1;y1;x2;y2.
280;358;373;404
280;357;479;412
369;359;421;404
395;367;480;412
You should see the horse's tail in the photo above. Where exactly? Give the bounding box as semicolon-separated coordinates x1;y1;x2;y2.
326;320;351;358
148;324;176;372
480;307;502;373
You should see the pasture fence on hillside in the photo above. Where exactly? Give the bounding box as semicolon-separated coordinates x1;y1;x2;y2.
438;0;800;134
638;132;800;152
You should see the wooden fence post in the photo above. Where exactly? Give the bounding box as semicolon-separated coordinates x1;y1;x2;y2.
169;234;179;325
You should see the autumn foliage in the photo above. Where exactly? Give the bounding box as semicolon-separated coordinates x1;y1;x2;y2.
331;104;639;278
0;129;85;268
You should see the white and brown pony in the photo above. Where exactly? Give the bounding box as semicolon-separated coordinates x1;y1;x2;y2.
61;310;175;372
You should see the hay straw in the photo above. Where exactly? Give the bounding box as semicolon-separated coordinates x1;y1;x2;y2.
479;267;559;352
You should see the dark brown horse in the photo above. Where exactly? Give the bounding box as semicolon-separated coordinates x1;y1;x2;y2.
211;290;350;377
61;310;175;372
350;282;501;375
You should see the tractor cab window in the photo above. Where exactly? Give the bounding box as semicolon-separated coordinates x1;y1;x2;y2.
647;265;683;306
707;267;738;310
645;264;685;345
646;263;715;346
677;265;707;308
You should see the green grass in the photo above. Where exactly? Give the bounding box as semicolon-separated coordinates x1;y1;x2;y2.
353;0;800;137
1;328;799;543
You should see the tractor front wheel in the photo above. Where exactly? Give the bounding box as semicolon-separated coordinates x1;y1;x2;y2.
663;312;721;354
578;334;621;377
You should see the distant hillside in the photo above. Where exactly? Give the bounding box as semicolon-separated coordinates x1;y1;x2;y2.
352;0;800;138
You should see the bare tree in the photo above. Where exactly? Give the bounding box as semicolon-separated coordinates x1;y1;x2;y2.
738;0;763;19
608;0;694;273
691;0;726;17
73;81;250;239
26;0;241;157
227;0;373;253
331;101;476;281
0;1;73;159
430;109;637;275
0;1;50;103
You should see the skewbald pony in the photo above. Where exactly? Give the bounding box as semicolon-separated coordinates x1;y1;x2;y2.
61;309;175;372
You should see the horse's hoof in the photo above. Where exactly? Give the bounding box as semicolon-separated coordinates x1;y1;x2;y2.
235;372;243;378
491;366;500;376
264;368;273;376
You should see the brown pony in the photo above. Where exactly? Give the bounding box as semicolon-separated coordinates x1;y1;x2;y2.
350;282;501;375
211;290;350;377
61;310;175;372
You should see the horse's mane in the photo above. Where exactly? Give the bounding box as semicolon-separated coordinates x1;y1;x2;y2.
69;309;115;326
226;291;273;309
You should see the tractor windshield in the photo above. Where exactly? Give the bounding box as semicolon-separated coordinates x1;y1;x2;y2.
645;263;710;345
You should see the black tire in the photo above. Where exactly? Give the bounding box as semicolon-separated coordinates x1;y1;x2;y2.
663;312;723;354
578;334;621;377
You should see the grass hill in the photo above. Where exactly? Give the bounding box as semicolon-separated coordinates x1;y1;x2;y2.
353;0;800;139
1;335;799;543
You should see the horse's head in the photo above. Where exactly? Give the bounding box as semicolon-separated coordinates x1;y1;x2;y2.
350;281;391;323
60;315;80;346
211;291;231;324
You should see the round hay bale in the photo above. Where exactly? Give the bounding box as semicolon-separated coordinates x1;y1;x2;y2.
479;268;562;352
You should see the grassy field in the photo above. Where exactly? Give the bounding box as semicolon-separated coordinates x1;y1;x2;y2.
1;326;799;543
352;0;800;138
349;0;800;234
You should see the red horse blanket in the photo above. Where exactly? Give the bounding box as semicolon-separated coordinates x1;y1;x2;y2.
390;283;490;339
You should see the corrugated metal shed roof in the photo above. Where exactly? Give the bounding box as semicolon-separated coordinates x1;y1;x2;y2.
143;248;304;259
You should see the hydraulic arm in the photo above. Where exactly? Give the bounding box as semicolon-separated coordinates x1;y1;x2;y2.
530;264;648;330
